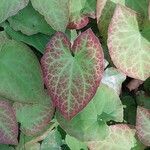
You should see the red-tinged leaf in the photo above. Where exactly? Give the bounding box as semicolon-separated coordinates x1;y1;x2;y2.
13;99;54;136
41;29;104;120
0;101;18;145
136;106;150;146
107;5;150;80
67;16;89;30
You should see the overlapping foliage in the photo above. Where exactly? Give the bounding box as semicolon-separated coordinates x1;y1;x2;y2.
0;0;149;150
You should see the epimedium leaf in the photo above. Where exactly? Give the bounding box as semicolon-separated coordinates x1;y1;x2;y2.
107;5;150;81
0;33;46;103
0;0;29;24
0;101;18;145
125;0;149;18
41;29;104;120
13;95;54;136
31;0;69;32
56;83;123;141
102;67;126;94
136;106;150;146
3;23;50;54
41;129;62;150
68;0;89;29
87;124;137;150
8;2;55;36
97;0;125;43
66;134;88;150
0;145;15;150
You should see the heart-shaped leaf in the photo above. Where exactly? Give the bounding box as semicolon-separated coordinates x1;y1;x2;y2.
0;101;18;145
13;95;54;136
0;33;46;103
56;84;123;141
87;124;137;150
108;5;150;80
31;0;69;32
41;29;104;120
0;0;29;23
136;106;150;146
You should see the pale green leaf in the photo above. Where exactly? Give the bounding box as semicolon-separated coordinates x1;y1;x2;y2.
108;5;150;80
31;0;69;32
0;0;29;23
66;135;88;150
56;84;123;141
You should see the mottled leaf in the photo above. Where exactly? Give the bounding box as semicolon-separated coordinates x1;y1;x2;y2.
108;5;150;80
56;84;123;141
66;135;88;150
102;67;126;94
8;3;55;36
97;0;125;42
31;0;69;32
87;124;137;150
41;29;104;120
0;101;18;145
136;106;150;146
0;0;29;23
13;95;54;136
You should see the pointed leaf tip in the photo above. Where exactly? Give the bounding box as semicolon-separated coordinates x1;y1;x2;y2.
41;29;104;120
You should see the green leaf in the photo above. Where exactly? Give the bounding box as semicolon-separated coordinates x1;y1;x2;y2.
0;145;14;150
125;0;149;17
107;5;150;80
3;23;50;54
31;0;69;32
121;96;137;125
13;95;54;136
0;101;18;145
0;33;46;103
136;91;150;109
56;84;123;141
8;3;55;36
41;130;62;150
97;0;125;43
102;67;126;94
136;106;150;146
144;77;150;93
0;0;29;23
41;29;104;120
66;135;88;150
87;124;137;150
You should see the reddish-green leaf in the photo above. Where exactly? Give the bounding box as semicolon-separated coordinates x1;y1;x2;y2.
0;101;18;145
136;106;150;146
13;96;54;136
41;29;104;120
108;5;150;80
